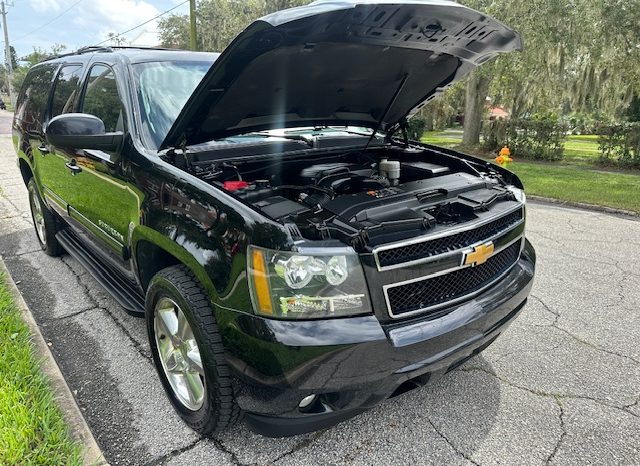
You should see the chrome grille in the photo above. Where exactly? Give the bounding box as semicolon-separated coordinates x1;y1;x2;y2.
385;241;522;318
375;208;523;269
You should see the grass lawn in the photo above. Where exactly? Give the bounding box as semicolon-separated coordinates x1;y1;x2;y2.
0;273;82;465
420;130;640;213
563;135;601;164
422;131;602;160
421;129;464;148
510;161;640;213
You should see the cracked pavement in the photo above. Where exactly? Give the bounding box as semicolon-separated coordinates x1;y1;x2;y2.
0;113;639;464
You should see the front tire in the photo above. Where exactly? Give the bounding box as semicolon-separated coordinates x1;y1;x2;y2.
146;265;239;436
27;178;63;257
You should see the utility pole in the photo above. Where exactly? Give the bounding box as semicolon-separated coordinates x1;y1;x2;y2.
189;0;198;51
0;1;14;108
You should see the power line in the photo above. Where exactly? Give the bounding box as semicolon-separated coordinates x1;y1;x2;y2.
94;0;189;46
14;0;85;42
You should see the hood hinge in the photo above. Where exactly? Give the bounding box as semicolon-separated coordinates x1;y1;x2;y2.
385;118;410;147
364;73;409;151
160;135;192;171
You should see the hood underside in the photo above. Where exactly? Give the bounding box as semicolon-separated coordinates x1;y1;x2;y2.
160;0;521;150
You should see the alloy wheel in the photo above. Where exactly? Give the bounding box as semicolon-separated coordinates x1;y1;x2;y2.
29;185;47;246
154;297;206;411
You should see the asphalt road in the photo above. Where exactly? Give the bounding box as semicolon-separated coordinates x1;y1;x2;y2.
0;110;638;465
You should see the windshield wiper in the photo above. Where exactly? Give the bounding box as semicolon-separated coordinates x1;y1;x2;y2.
250;132;314;147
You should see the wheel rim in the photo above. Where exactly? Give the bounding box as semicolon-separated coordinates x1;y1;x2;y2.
154;297;206;411
29;186;47;246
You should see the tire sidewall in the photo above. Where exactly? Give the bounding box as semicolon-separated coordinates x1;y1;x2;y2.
145;273;223;430
27;178;50;252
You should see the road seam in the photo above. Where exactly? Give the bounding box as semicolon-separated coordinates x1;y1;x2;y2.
461;365;639;419
142;439;204;466
545;398;566;465
530;294;640;366
0;256;108;466
426;417;481;466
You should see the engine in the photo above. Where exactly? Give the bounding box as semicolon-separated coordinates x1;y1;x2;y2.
195;154;517;249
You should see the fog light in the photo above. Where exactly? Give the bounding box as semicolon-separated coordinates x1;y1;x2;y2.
298;394;317;409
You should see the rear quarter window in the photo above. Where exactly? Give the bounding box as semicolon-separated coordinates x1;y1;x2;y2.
14;64;57;132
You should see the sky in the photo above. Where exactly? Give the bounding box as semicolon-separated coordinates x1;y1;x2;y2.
4;0;190;60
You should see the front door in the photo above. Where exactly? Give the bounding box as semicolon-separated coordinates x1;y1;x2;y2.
64;63;142;272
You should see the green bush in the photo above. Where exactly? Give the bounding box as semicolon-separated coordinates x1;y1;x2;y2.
407;117;427;140
565;112;608;135
597;123;640;166
483;115;568;161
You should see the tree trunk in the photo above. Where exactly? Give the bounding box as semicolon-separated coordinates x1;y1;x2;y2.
423;108;434;131
462;71;492;147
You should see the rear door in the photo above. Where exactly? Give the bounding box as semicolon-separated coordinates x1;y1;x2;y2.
64;62;142;270
13;63;57;207
37;63;84;217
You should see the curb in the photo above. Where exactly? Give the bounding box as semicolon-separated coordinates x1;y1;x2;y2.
528;195;640;220
0;257;108;466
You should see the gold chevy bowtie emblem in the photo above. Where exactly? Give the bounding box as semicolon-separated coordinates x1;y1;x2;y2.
463;242;495;266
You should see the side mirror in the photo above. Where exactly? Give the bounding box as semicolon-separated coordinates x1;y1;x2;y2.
45;113;123;151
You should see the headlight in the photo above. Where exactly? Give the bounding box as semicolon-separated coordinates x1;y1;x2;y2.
248;246;372;319
510;186;526;204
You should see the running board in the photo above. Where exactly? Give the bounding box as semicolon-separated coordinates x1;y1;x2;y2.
56;229;145;317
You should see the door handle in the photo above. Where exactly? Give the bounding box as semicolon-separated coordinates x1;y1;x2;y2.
65;161;82;175
38;145;50;155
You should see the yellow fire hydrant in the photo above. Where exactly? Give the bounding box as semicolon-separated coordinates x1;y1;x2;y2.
495;146;513;167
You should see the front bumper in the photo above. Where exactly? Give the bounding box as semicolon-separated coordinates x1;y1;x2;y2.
218;240;536;437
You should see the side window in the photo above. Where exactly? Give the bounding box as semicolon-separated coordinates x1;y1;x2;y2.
81;65;124;132
15;64;56;131
50;65;83;118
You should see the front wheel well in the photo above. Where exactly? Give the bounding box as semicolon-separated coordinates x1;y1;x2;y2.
135;240;181;291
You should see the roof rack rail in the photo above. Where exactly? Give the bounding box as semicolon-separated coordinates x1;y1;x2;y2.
40;46;114;63
108;45;176;52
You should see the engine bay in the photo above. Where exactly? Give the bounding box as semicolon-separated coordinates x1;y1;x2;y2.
190;146;520;249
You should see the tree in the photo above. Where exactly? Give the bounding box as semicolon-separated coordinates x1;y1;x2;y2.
158;14;191;49
456;0;613;145
11;45;67;94
105;32;127;46
158;0;310;52
627;95;640;122
461;68;492;147
156;0;640;137
7;46;17;70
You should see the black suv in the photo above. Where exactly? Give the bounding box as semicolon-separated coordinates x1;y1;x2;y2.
13;1;535;437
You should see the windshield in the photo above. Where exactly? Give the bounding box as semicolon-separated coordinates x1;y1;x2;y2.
133;60;212;149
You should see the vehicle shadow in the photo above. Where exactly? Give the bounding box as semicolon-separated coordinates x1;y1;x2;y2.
216;355;501;464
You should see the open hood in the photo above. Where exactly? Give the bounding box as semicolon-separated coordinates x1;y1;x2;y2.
160;0;521;150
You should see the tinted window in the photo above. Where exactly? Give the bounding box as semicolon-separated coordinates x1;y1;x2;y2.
15;64;56;131
82;65;124;132
132;61;212;149
50;65;83;117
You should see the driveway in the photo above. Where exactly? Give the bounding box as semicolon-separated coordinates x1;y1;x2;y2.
0;111;638;465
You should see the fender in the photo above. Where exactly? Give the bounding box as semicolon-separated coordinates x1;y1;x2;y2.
131;225;219;301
